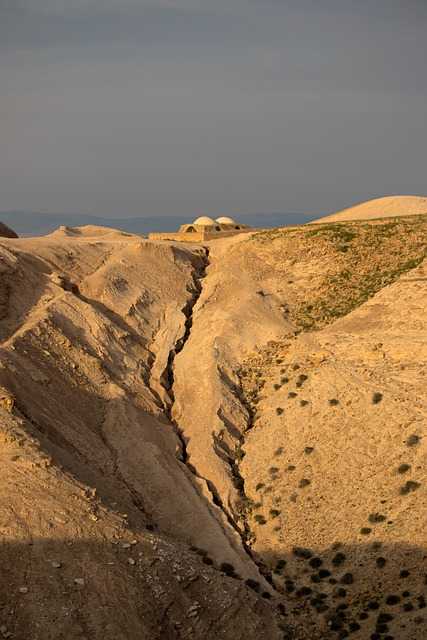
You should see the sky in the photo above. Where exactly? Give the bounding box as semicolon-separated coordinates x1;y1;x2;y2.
1;0;427;218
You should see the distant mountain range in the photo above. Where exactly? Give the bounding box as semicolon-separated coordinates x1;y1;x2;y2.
0;211;316;237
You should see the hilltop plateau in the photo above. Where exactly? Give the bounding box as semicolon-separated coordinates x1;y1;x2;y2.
312;195;427;224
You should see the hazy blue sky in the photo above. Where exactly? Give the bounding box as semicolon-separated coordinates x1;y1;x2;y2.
2;0;426;218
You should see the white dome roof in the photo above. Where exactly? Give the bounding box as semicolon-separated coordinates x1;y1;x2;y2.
215;216;236;224
193;216;215;225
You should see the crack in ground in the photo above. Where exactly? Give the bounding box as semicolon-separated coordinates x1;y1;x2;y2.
159;247;210;466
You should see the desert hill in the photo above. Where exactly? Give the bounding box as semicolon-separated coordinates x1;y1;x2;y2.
0;216;426;639
312;195;427;224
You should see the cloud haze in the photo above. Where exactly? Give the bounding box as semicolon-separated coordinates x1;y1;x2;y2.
1;0;426;217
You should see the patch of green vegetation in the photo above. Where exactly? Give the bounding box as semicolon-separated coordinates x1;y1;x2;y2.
294;220;427;330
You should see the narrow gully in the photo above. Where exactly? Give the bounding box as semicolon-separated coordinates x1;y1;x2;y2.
157;246;279;594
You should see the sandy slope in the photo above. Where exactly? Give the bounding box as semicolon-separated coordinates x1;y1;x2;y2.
0;227;281;639
312;195;427;224
240;260;427;639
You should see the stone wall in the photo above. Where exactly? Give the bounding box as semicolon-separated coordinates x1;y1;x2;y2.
148;229;252;242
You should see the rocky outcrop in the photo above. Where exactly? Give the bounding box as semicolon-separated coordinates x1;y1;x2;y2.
0;221;18;238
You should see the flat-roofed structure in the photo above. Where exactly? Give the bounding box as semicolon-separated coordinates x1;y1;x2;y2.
149;216;251;242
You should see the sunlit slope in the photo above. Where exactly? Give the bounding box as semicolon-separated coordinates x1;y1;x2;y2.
312;195;427;224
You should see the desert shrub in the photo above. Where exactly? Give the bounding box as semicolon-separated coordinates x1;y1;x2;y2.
376;557;386;568
276;407;284;415
220;562;236;576
304;446;314;455
292;546;313;559
270;509;281;518
285;579;295;593
400;480;421;495
273;383;281;390
281;376;289;384
269;466;280;475
332;552;346;566
288;391;297;398
360;527;372;535
318;569;331;578
287;465;296;471
309;557;323;569
255;482;265;491
300;399;309;407
369;513;386;523
406;434;421;447
274;447;284;456
254;514;267;525
299;478;311;488
385;595;400;605
275;559;287;572
296;374;308;387
329;398;339;406
372;392;383;404
245;578;260;592
397;463;411;474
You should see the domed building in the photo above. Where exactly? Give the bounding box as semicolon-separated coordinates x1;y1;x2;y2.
149;215;251;242
179;215;247;235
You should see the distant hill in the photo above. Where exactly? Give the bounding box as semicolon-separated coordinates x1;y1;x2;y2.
311;195;427;224
0;211;315;237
